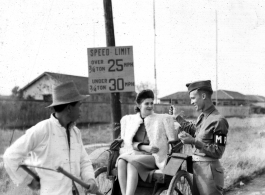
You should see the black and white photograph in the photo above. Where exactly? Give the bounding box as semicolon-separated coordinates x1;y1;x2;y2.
1;0;265;195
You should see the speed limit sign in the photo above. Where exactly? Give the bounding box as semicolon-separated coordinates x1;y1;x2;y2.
87;46;135;94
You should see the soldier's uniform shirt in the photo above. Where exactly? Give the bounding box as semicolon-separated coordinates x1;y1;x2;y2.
175;105;229;195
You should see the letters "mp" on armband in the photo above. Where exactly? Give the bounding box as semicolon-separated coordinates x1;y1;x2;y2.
214;134;227;146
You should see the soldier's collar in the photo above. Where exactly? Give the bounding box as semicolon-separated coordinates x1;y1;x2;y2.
202;105;216;118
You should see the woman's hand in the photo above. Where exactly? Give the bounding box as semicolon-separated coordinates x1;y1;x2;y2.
149;146;159;153
139;145;159;153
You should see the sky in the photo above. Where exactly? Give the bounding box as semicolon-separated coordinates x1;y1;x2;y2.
1;0;265;98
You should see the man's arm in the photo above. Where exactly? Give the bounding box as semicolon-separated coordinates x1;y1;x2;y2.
193;118;229;159
174;115;197;137
78;128;95;181
80;144;96;181
3;124;47;186
79;142;99;194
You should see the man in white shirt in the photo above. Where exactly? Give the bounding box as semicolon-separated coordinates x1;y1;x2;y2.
4;81;98;195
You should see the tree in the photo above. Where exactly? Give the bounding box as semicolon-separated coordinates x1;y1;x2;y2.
136;81;159;102
11;86;22;99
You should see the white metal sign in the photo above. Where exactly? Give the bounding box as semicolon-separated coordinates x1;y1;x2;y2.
87;46;135;94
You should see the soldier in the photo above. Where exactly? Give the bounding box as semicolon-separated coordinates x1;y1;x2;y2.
172;80;229;195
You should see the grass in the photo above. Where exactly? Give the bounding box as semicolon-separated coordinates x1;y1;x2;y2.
0;130;25;154
1;116;265;194
0;124;113;154
79;123;113;145
221;116;265;190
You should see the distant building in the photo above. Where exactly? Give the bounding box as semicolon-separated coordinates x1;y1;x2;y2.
212;90;247;106
245;95;265;114
19;72;136;103
159;91;190;105
160;89;248;106
245;95;265;107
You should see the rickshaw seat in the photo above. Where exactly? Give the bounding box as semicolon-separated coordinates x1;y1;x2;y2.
110;168;168;184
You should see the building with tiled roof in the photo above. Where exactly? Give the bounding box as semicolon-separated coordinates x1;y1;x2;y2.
245;94;265;108
159;91;190;105
212;90;247;106
160;89;248;106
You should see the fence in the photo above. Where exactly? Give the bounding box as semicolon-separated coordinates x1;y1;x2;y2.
0;99;251;129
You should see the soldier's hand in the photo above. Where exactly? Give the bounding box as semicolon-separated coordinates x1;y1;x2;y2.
169;106;185;119
27;179;40;191
85;179;98;194
169;105;174;115
178;132;195;145
178;110;185;118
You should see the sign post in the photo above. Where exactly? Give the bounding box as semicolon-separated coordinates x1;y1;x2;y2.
86;0;135;139
104;0;120;139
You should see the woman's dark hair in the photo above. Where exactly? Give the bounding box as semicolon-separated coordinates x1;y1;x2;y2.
134;89;154;113
134;106;141;113
53;101;78;113
135;89;154;104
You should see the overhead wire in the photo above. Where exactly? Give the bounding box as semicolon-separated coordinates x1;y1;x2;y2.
29;0;55;81
9;0;55;147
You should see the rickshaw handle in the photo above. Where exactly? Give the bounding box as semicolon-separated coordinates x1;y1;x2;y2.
19;164;40;182
19;165;103;195
57;166;104;195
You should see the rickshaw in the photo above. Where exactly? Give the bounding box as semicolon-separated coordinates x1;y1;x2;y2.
91;138;193;195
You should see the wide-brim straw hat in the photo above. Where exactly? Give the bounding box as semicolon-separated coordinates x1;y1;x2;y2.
47;81;89;108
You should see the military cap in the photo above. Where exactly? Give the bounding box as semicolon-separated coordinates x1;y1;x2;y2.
186;80;213;93
136;89;154;104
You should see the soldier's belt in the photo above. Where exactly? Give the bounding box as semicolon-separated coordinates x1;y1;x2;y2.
192;155;218;162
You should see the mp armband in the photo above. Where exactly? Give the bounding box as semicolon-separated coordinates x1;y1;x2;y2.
214;134;227;146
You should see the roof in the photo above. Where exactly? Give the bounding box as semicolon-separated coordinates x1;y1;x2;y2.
212;90;246;100
161;89;247;101
159;91;189;100
20;72;89;95
252;102;265;107
258;95;265;101
245;95;265;102
19;72;136;98
46;72;89;94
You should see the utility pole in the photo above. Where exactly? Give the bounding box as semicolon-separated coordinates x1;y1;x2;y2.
215;10;218;106
153;0;158;104
103;0;122;139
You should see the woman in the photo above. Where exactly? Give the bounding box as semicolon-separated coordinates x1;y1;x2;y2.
117;89;178;195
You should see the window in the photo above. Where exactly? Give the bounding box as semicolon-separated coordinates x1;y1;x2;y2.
43;94;52;101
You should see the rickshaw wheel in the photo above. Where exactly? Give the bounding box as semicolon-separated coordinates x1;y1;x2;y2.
87;166;113;195
166;170;193;195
